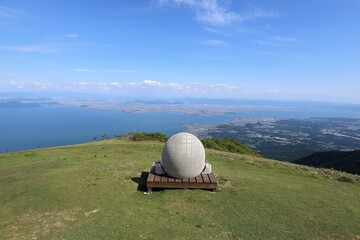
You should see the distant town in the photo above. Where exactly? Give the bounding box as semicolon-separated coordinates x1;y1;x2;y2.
185;117;360;161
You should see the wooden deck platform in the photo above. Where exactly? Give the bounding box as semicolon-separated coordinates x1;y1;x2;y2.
146;163;217;192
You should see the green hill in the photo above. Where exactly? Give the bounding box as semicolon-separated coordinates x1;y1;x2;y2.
1;139;360;239
294;150;360;175
201;138;260;157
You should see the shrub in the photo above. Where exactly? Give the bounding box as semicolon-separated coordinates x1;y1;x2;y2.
128;132;168;142
336;176;354;183
101;134;110;140
202;138;260;157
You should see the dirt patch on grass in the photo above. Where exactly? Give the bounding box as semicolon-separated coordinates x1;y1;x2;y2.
4;209;81;240
117;149;133;155
84;209;99;217
218;176;232;188
23;152;39;157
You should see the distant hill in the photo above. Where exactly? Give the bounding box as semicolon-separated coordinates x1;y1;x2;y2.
126;99;184;105
201;138;260;157
0;101;41;108
0;99;59;108
294;150;360;175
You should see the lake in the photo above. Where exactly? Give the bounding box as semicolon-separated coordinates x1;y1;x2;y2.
1;105;359;153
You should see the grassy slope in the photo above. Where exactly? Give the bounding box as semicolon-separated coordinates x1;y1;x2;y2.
202;138;260;157
1;139;360;240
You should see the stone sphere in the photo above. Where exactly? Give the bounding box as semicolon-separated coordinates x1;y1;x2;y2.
161;132;205;179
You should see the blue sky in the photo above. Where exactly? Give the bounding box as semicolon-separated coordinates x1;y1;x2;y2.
0;0;360;103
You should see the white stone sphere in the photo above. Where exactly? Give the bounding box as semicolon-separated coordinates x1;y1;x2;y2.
161;132;205;179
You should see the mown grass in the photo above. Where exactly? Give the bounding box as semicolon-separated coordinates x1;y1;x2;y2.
1;139;360;240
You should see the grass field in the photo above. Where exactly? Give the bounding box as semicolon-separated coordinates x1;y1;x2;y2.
1;139;360;239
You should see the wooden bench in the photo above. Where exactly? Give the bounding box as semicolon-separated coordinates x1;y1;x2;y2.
146;163;217;192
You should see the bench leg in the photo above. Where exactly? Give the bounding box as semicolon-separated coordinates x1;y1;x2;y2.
147;187;152;193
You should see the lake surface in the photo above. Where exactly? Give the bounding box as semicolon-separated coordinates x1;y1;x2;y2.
1;106;359;153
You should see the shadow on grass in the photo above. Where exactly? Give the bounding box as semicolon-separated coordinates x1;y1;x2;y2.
131;171;149;192
131;171;165;192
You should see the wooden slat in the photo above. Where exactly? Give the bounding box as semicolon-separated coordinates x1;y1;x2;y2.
189;177;196;183
154;174;161;182
149;182;216;189
147;172;155;182
161;176;168;182
175;178;182;183
168;177;175;183
208;173;217;184
195;175;202;183
202;174;210;183
182;179;190;183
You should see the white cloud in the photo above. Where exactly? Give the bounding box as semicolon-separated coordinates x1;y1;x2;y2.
242;7;278;21
195;1;239;25
203;39;227;46
256;36;298;47
8;80;278;97
65;34;79;38
0;6;24;27
156;0;238;25
210;83;238;92
9;80;26;89
139;80;184;90
155;0;277;25
106;69;134;73
73;68;93;72
271;36;297;43
189;81;204;85
165;82;183;90
73;81;112;91
143;79;162;87
255;51;276;56
203;26;232;36
256;40;280;46
249;89;280;94
203;26;222;34
0;44;59;53
73;68;135;73
0;6;23;18
78;81;92;86
32;81;59;90
109;82;124;88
